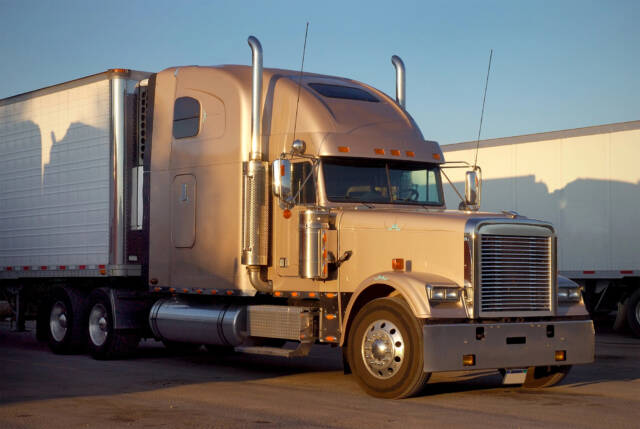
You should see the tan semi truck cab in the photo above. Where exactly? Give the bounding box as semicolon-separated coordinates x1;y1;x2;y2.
0;36;594;398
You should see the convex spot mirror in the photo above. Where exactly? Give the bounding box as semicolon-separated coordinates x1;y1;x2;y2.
465;169;482;211
272;159;292;203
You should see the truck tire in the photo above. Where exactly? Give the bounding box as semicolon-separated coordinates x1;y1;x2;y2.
347;297;429;398
625;288;640;337
87;289;139;360
47;288;86;354
523;365;571;388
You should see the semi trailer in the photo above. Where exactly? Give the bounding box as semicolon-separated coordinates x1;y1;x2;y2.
442;121;640;337
0;36;594;398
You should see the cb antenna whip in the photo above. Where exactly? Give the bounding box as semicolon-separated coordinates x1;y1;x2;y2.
293;22;309;141
474;49;493;169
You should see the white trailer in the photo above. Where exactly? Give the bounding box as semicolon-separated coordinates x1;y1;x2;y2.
442;121;640;336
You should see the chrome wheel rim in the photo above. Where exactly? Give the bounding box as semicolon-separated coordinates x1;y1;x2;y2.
89;303;109;347
361;319;405;379
49;301;68;342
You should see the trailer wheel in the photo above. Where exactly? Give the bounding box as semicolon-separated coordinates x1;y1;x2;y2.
47;288;85;354
625;288;640;338
523;365;572;388
87;289;139;360
347;297;429;398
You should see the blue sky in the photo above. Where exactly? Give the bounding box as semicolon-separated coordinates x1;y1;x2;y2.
0;0;637;144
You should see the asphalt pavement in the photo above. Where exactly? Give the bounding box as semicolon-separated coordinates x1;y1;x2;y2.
1;320;638;428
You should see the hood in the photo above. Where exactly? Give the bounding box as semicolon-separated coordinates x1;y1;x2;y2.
338;207;511;233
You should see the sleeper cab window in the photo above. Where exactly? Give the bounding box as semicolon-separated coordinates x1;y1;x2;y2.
173;97;200;139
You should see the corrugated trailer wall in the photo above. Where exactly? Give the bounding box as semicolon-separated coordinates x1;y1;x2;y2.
442;121;640;277
0;79;112;269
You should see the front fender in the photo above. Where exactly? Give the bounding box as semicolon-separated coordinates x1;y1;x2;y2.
341;271;466;346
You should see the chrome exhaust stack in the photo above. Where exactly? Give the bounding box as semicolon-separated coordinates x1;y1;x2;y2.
247;36;264;161
243;36;271;293
391;55;406;109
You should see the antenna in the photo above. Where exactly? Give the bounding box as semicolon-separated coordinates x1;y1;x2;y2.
473;49;493;169
292;22;309;142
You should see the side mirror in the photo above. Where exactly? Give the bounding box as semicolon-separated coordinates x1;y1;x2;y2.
272;159;292;203
465;169;482;211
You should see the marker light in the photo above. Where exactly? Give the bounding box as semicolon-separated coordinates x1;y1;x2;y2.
390;149;401;156
555;350;566;361
338;146;350;153
432;153;441;160
406;151;415;157
392;258;404;271
374;148;385;155
463;354;476;366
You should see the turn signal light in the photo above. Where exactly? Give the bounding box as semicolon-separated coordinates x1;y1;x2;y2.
392;258;404;271
555;350;566;361
463;354;476;366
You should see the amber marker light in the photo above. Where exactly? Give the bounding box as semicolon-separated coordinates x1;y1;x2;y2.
325;336;337;342
338;146;350;153
390;149;401;156
392;258;404;271
555;350;566;361
406;150;415;157
283;209;292;219
326;293;336;298
291;292;299;297
462;354;476;366
374;148;385;155
308;292;316;298
432;153;441;160
275;291;282;297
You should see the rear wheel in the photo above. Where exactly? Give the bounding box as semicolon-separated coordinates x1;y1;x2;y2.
47;288;85;354
523;365;572;388
347;297;429;398
87;289;139;360
625;288;640;338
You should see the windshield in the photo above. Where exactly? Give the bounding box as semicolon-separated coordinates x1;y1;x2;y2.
322;157;443;205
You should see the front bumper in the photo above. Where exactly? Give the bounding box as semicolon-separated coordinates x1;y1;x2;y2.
422;319;594;372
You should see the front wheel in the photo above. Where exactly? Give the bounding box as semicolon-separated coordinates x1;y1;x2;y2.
347;297;429;398
87;289;139;360
523;365;572;388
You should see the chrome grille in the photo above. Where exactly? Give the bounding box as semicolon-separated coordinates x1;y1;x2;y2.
479;234;551;314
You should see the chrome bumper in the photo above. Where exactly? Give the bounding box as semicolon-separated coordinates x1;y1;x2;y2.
422;320;594;372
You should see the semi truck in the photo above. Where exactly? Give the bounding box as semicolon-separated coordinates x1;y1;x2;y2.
0;36;594;398
442;121;640;338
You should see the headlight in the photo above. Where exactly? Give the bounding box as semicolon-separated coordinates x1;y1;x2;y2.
426;284;461;303
557;275;582;303
558;286;582;303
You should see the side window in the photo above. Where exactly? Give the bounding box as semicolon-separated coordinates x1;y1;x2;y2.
173;97;200;139
291;162;316;205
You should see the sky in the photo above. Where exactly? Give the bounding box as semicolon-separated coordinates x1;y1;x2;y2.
0;0;638;144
